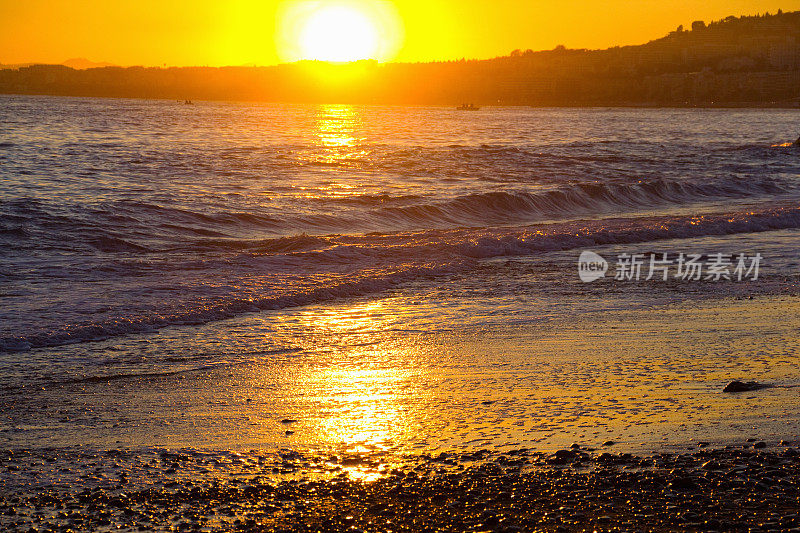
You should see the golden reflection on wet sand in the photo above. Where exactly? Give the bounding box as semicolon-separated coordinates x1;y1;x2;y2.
23;293;800;479
275;300;423;480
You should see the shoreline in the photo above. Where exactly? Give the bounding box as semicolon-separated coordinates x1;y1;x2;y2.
2;443;798;532
3;294;800;453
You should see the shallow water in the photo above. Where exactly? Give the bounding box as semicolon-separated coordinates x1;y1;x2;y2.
1;95;799;454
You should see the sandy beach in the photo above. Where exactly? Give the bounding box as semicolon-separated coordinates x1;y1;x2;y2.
4;294;799;453
2;295;799;531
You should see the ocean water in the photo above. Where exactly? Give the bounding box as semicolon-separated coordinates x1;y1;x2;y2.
2;95;800;454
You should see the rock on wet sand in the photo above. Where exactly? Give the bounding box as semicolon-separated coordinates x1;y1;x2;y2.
723;380;770;393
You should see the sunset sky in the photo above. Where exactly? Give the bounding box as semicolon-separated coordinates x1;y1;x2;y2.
2;0;799;67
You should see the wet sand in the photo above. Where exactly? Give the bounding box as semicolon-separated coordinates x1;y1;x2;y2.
2;295;799;531
4;294;799;453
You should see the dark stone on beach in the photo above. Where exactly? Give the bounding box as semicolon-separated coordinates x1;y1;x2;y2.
547;450;576;465
481;400;495;405
669;477;697;491
570;443;581;450
723;380;769;393
596;452;615;463
602;440;616;447
280;419;297;424
754;441;767;449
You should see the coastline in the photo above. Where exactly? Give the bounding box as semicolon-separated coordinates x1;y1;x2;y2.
2;294;799;531
4;293;799;453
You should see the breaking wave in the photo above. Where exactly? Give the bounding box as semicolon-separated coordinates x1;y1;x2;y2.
3;204;799;352
1;176;792;255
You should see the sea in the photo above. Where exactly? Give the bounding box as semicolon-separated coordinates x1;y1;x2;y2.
1;95;800;458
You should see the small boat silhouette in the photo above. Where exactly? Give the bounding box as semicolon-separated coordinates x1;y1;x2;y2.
456;103;480;111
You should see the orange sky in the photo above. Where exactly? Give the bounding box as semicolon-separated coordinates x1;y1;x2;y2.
2;0;799;66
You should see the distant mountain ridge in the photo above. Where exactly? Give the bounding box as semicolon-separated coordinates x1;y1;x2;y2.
61;58;116;70
2;10;800;106
0;58;116;70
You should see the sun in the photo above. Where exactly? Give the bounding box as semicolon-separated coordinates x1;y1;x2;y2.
277;1;403;64
300;6;378;62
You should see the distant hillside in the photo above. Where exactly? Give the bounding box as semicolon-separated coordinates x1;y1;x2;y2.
0;58;116;70
61;58;116;70
2;11;800;106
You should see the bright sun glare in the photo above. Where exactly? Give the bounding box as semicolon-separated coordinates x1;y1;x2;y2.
278;1;403;64
300;6;378;62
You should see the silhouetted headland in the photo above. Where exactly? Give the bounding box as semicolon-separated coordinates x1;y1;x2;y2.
2;10;800;107
0;12;800;107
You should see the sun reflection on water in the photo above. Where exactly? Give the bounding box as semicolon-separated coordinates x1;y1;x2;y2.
267;300;426;479
297;104;376;201
316;104;361;148
302;301;416;448
314;367;409;448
